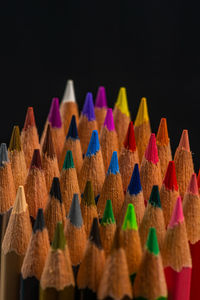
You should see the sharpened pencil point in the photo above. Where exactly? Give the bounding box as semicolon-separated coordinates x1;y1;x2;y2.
149;186;161;208
62;79;76;103
178;129;190;152
0;143;9;166
122;203;138;230
82;92;95;121
156;118;169;146
30;149;42;169
188;173;199;195
9;126;22;151
63;150;75;170
68;194;83;227
95;86;107;108
146;227;159;255
123;121;136;151
82;181;95;206
52;222;66;251
13;185;27;214
163;161;178;191
103;108;115;131
86;130;100;157
24;107;36;130
89;218;102;249
168;196;184;228
101;199;115;225
107;151;119;175
42;124;55;158
67;115;79;139
134;97;149;127
115;87;130;117
145;133;159;164
127;164;142;195
50;177;62;203
48;97;62;128
33;208;45;233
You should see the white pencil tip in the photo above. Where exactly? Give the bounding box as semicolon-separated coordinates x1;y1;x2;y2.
62;79;76;103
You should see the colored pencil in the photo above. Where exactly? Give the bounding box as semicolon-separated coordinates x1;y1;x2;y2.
134;227;167;300
21;107;40;168
59;115;83;173
174;129;194;198
119;121;139;192
183;173;200;300
24;149;48;223
156;117;172;179
197;168;200;194
40;222;75;300
44;177;66;243
78;130;105;201
20;209;50;300
120;203;142;283
8;125;27;191
78;92;98;155
81;181;98;237
41;124;59;192
99;199;116;257
134;97;151;163
160;161;179;227
64;194;87;272
1;186;32;300
60;79;79;135
94;86;108;132
139;185;166;250
97;151;124;221
162;196;192;300
77;218;105;300
140;133;162;204
120;163;145;227
60;150;81;215
97;227;133;300
113;87;131;151
100;108;119;173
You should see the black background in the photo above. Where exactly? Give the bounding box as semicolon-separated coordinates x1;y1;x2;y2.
1;1;200;170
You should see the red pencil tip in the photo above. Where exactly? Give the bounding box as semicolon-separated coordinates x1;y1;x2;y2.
178;130;190;152
163;161;178;191
197;169;200;189
24;107;36;130
144;133;159;164
123;121;136;151
168;196;184;228
188;173;199;195
30;149;42;169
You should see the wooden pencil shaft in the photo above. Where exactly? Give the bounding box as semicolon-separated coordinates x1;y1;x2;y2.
79;288;97;300
40;286;74;300
20;276;39;300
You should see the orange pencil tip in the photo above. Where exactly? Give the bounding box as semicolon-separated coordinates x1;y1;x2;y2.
24;107;36;130
156;118;169;146
178;130;190;152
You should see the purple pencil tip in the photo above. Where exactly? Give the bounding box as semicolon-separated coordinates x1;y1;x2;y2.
82;92;95;121
104;108;115;131
48;98;62;128
95;86;107;108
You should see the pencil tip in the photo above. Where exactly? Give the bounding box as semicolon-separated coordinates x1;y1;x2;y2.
9;126;22;151
122;203;138;230
95;86;107;108
149;185;161;208
107;151;119;175
123;121;136;151
89;218;102;249
52;222;66;251
50;177;62;203
127;164;142;195
101;199;115;225
111;226;121;250
82;181;95;206
178;129;190;152
63;150;75;170
33;208;45;233
48;97;62;128
0;143;9;166
23;107;36;130
30;149;42;169
86;130;100;157
146;227;159;255
134;97;149;127
163;161;178;191
13;185;27;214
62;79;76;103
188;173;199;195
115;87;130;117
67;115;79;139
156;118;169;146
103;108;115;131
198;169;200;189
168;196;184;228
145;133;159;164
42;124;55;158
68;194;83;227
82;92;95;121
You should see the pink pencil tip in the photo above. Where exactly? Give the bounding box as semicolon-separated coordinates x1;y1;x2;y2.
188;173;199;195
145;133;159;164
168;196;184;228
95;86;107;108
178;130;190;152
104;108;115;131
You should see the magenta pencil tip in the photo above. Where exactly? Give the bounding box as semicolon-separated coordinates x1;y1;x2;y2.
48;97;62;128
168;196;184;228
104;108;115;131
95;86;107;108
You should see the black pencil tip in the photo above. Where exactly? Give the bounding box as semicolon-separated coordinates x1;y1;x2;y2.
89;218;102;249
33;208;45;233
50;177;62;203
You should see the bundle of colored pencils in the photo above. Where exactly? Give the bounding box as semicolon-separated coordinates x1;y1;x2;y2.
0;79;199;300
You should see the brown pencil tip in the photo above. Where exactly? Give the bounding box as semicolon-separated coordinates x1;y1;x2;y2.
30;149;42;169
12;186;27;214
178;130;190;152
9;126;22;151
23;107;36;130
156;118;169;146
42;124;55;158
111;226;121;251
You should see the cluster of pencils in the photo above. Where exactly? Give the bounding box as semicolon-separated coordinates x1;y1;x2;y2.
0;80;199;300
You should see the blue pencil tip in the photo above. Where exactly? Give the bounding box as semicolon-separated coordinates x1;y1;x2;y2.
107;151;119;175
67;115;78;139
86;130;100;157
82;92;95;121
127;164;142;195
0;143;9;167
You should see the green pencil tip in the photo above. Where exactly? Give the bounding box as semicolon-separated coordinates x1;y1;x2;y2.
122;204;138;230
146;227;159;255
82;181;95;206
149;185;161;208
63;150;75;170
51;222;66;251
101;199;115;225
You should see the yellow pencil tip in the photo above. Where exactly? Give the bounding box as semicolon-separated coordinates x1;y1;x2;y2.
134;97;149;127
115;87;130;117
